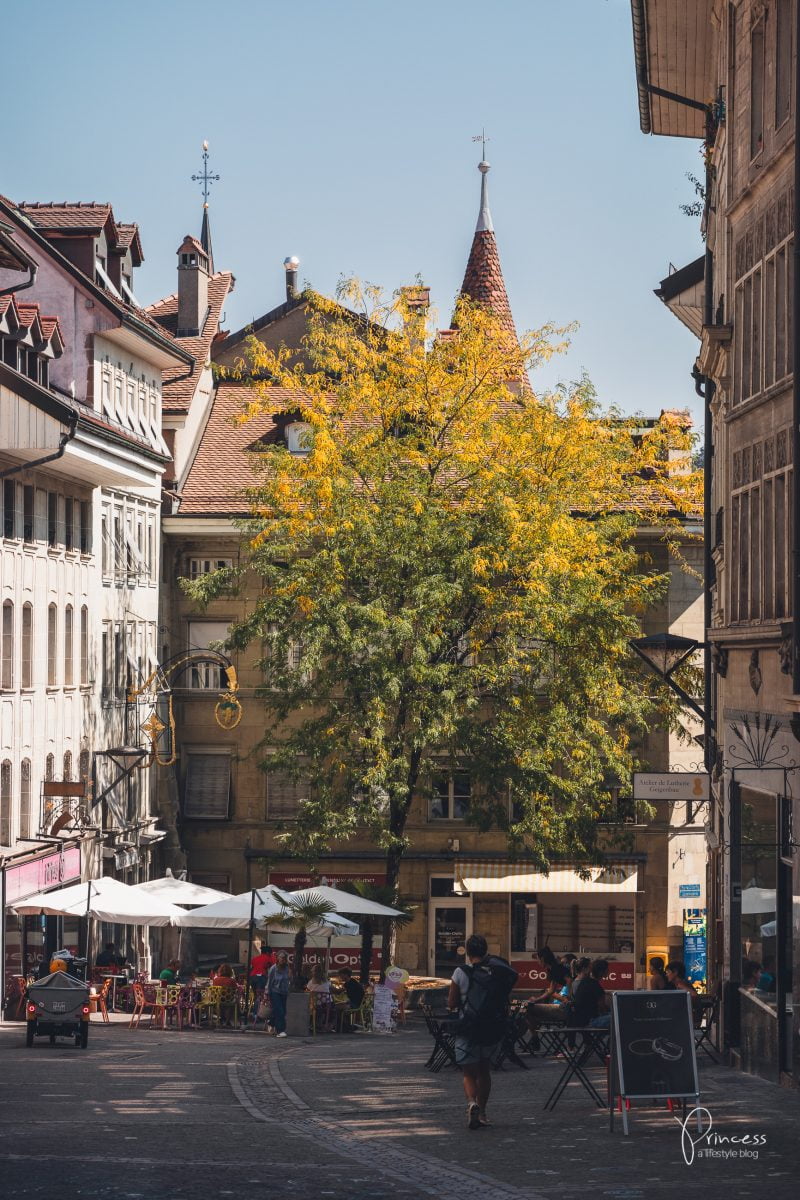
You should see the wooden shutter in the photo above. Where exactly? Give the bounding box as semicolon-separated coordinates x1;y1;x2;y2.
184;753;231;819
267;771;310;819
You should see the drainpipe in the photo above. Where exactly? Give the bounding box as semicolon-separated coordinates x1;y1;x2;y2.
792;0;800;699
0;413;78;480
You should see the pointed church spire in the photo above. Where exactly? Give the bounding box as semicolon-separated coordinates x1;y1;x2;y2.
200;202;214;274
458;156;517;339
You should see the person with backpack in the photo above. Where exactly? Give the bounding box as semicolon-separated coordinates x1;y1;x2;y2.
447;933;518;1129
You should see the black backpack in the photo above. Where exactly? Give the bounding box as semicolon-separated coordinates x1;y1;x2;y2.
453;955;518;1045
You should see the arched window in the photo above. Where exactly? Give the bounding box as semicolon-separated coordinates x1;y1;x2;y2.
47;603;57;686
45;753;54;782
64;605;73;686
80;606;89;686
20;759;31;840
0;759;11;845
21;603;33;688
1;600;13;689
63;751;72;782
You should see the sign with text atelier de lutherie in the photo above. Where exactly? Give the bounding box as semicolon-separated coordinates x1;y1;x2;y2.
632;772;710;802
611;990;699;1101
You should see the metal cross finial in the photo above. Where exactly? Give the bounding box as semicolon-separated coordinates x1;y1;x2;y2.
191;140;220;204
472;128;490;160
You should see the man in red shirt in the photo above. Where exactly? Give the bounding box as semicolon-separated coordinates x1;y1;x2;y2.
249;944;275;1014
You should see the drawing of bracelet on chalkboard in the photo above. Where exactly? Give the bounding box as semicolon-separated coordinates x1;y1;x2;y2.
628;1037;684;1061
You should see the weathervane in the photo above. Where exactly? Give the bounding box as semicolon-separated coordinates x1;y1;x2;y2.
472;128;490;160
191;140;220;204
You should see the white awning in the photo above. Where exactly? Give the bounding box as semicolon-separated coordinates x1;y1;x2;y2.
454;861;640;896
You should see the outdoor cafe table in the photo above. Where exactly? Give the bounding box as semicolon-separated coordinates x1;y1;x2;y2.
540;1025;610;1111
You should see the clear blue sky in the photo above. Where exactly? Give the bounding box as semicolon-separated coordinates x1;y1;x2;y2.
3;0;703;423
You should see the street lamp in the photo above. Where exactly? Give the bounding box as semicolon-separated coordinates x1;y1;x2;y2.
628;632;706;724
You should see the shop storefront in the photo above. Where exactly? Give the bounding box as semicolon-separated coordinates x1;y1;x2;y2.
1;843;82;1016
454;859;640;991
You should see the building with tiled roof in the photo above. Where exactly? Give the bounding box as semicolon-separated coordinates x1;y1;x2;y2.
457;159;519;342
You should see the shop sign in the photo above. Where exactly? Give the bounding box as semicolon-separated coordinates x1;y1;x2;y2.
269;871;386;889
683;907;707;989
679;883;701;898
511;958;635;990
266;945;383;972
4;846;81;905
632;772;710;802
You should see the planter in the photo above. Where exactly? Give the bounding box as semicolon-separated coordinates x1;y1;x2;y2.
285;991;310;1037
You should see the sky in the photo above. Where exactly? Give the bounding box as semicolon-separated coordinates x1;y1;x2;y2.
2;0;704;423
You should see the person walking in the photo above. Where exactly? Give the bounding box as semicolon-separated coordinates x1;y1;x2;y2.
447;934;517;1129
267;952;290;1037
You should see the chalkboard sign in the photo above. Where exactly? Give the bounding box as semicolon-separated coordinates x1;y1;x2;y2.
611;990;699;1100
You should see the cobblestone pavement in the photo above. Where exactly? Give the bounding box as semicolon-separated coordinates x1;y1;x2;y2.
0;1015;798;1200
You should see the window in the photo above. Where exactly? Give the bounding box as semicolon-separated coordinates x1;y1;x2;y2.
267;770;311;819
734;229;793;406
430;771;471;820
285;422;313;455
20;759;32;840
187;621;230;688
64;605;74;686
63;751;72;781
3;481;15;539
64;497;74;551
114;624;123;700
776;0;792;127
188;557;234;579
183;752;231;819
47;492;58;548
80;606;88;686
101;629;110;701
1;601;13;689
0;760;11;845
101;512;110;577
45;753;54;782
21;603;32;688
750;17;765;159
79;750;90;783
79;501;90;554
23;485;34;543
731;436;792;622
47;603;57;686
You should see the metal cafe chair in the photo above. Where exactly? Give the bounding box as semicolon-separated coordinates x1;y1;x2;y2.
694;994;721;1062
420;1003;457;1072
129;982;163;1030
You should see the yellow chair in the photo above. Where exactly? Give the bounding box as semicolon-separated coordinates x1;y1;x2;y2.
197;985;223;1029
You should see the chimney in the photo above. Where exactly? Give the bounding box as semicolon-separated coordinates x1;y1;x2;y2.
177;235;209;336
284;255;299;302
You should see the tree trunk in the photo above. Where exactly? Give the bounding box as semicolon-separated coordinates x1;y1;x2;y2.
359;920;374;986
293;929;307;989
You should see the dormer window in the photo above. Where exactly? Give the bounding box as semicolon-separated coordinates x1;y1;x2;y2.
95;257;121;298
286;422;313;455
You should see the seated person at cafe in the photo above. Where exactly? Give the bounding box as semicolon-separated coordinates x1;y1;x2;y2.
525;949;573;1031
569;958;610;1028
337;968;365;1024
665;960;701;1023
159;959;181;984
96;943;124;971
307;964;334;1031
307;963;332;995
648;956;669;990
212;962;238;1026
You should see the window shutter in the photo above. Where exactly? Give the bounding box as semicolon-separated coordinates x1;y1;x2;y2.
184;753;231;819
268;771;310;819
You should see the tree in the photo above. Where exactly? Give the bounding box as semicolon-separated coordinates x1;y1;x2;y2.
338;879;414;984
191;281;701;959
273;892;335;989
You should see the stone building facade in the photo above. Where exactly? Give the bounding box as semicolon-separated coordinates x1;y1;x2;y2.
630;0;800;1084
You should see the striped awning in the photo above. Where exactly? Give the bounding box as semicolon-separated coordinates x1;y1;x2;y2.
454;861;640;896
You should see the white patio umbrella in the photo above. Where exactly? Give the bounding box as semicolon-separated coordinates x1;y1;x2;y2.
13;876;183;926
272;884;404;918
131;870;230;907
741;885;776;914
172;887;288;929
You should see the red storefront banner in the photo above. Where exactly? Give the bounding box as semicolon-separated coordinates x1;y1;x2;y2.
5;846;81;905
511;958;635;991
268;871;386;890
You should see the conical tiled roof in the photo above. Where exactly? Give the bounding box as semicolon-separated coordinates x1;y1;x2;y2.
458;160;519;340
